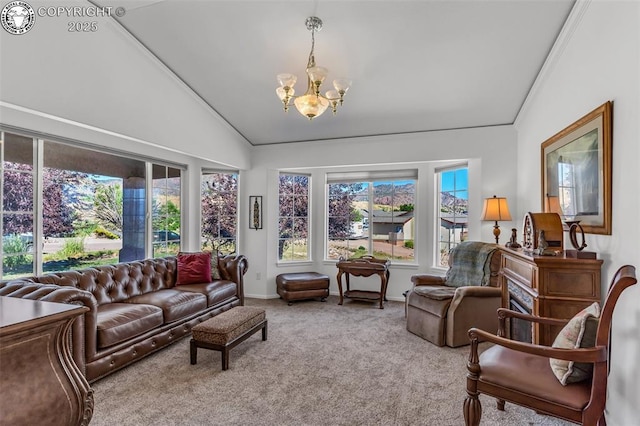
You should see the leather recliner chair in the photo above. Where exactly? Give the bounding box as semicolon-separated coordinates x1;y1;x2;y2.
406;241;502;347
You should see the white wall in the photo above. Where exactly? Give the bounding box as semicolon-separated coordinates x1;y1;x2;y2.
514;1;640;423
242;126;517;300
0;0;251;170
0;0;252;250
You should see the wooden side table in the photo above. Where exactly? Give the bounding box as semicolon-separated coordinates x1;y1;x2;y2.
336;256;390;309
0;297;93;426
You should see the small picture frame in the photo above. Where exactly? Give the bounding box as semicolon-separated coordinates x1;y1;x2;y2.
249;196;263;230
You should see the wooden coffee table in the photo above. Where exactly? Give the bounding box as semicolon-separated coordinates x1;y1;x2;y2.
336;256;390;309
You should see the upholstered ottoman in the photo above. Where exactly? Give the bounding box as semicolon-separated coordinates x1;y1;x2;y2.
190;306;267;370
276;272;330;305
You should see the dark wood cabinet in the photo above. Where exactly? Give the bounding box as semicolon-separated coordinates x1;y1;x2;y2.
0;297;93;426
499;247;603;346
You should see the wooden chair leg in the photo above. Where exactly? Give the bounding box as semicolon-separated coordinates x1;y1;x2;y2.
496;399;505;411
463;395;482;426
464;337;482;426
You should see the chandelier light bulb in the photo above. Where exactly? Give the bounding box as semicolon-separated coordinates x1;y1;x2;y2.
277;73;297;89
294;93;329;120
275;17;351;120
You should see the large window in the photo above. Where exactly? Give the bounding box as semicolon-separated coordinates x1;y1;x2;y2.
327;171;416;262
278;173;310;261
1;130;183;280
201;171;238;255
437;166;468;267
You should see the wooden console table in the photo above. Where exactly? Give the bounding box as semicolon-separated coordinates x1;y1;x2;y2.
0;297;94;426
336;256;390;309
499;247;602;346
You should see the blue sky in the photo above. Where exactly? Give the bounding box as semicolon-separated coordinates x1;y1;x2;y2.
441;168;468;199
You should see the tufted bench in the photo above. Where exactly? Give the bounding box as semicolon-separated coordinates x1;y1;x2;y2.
190;306;267;370
276;272;330;305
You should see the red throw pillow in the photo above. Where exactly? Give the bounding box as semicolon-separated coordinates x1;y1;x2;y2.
176;252;212;285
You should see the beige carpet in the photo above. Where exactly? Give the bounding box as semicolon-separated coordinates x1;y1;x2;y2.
90;296;572;425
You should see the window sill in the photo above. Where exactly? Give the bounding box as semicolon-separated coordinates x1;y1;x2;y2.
276;260;314;268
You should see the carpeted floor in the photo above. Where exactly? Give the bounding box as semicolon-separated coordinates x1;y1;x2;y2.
89;296;572;425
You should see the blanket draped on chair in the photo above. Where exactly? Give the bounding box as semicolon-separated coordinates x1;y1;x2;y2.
445;242;498;287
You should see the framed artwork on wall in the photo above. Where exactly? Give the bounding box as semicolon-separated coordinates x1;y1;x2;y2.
249;196;263;230
541;101;612;235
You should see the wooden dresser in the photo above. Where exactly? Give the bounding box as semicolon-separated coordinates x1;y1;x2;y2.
499;247;603;346
0;297;93;426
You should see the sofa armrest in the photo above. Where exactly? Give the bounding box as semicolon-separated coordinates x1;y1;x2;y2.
0;280;98;375
218;254;249;305
453;286;502;298
446;285;503;347
411;274;446;287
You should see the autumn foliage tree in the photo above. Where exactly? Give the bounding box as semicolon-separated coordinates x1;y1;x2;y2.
3;164;82;237
201;173;237;254
327;182;366;239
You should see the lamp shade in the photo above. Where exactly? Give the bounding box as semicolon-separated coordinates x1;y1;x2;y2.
481;196;512;222
294;93;329;119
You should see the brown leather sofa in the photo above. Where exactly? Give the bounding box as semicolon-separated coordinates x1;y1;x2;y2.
0;255;248;383
406;242;502;347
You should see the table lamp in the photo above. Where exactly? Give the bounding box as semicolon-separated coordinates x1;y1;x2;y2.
481;195;512;244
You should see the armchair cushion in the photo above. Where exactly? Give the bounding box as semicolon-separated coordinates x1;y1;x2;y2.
413;285;456;300
550;302;600;385
445;242;498;287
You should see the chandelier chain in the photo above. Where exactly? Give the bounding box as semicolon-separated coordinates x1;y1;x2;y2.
308;29;316;67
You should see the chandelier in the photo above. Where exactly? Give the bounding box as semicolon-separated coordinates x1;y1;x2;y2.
276;16;351;120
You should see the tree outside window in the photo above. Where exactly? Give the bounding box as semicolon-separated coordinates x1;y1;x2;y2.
278;173;309;261
201;171;237;255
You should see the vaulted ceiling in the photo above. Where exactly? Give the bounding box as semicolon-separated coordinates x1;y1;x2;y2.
97;0;575;146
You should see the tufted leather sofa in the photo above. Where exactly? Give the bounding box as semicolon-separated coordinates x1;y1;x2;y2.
0;254;248;383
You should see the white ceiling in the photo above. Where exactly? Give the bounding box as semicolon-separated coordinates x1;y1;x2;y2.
99;0;575;146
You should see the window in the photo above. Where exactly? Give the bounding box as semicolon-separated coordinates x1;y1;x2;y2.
327;170;416;262
152;165;182;258
201;171;238;255
436;166;468;267
557;157;577;217
1;133;35;278
1;129;183;280
278;173;310;261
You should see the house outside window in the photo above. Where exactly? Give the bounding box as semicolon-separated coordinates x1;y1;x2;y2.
326;170;416;262
436;166;468;267
201;171;238;255
278;173;310;261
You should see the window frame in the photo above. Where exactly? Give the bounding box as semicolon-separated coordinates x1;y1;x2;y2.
435;164;468;268
200;169;239;256
325;170;417;264
277;172;311;263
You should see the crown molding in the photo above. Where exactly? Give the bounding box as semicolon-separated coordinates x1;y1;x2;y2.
514;0;592;128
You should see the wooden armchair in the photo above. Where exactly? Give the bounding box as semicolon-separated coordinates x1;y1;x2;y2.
463;265;637;426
